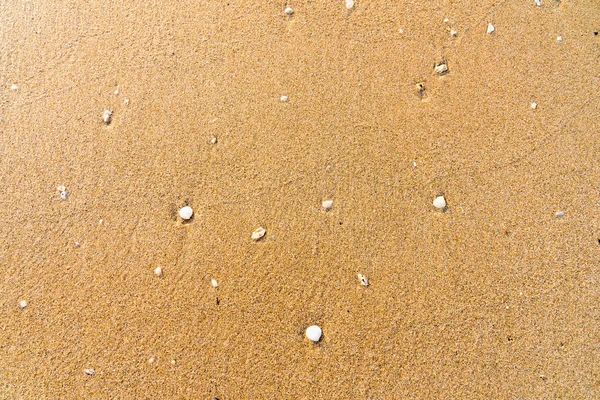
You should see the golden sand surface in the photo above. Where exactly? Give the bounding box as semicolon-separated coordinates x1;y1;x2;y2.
1;1;599;398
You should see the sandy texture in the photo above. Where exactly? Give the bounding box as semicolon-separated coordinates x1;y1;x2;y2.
1;0;599;398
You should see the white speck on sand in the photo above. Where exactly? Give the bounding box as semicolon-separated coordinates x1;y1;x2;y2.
252;227;266;241
346;0;354;9
19;300;28;309
487;23;495;34
179;206;193;220
357;274;369;287
284;7;293;15
211;279;219;288
103;110;113;124
433;196;447;210
306;325;322;342
280;95;289;102
322;200;333;210
154;267;163;277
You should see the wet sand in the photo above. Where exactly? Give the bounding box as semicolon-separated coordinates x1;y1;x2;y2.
1;0;599;398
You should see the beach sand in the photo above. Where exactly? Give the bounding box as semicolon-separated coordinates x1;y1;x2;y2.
1;0;599;398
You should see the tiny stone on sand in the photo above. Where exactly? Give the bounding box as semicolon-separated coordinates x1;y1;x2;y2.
252;227;266;241
557;36;563;41
179;206;193;220
211;279;219;288
60;190;68;200
103;110;113;124
434;63;448;75
322;200;333;210
555;211;565;218
450;29;457;37
280;95;289;102
19;300;28;309
306;325;322;342
154;267;163;277
84;369;95;376
10;84;18;91
531;102;537;109
211;137;218;144
487;23;495;34
346;0;355;9
535;0;541;6
357;274;369;287
284;7;293;15
433;196;447;210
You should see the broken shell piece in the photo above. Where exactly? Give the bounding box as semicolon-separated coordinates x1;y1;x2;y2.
322;200;333;210
19;300;28;309
535;0;541;5
84;369;95;376
103;110;113;124
555;211;565;218
211;279;219;288
450;29;457;37
280;95;289;102
154;267;163;277
211;137;217;144
433;196;447;209
252;227;266;241
357;274;369;287
346;0;355;9
434;63;448;75
487;23;495;34
57;185;66;192
60;190;68;200
10;84;18;91
531;102;538;109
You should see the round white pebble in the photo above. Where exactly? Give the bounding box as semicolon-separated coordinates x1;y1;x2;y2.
252;227;266;241
557;36;563;41
346;0;354;9
433;196;447;209
305;325;322;342
19;300;28;309
284;7;293;15
531;102;538;109
154;267;163;276
179;206;193;220
280;95;289;102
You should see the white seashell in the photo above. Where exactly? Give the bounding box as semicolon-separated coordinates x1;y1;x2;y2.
357;274;369;287
433;196;447;209
346;0;354;9
555;211;565;218
10;84;18;91
284;7;293;15
251;227;266;241
556;36;563;42
211;279;219;288
154;267;163;277
487;23;495;34
57;185;66;192
434;64;448;75
179;206;193;220
535;0;541;6
84;369;95;376
531;102;537;109
103;110;113;124
322;200;333;210
60;190;68;200
450;29;457;37
211;137;218;144
305;325;322;342
19;300;28;309
280;95;289;102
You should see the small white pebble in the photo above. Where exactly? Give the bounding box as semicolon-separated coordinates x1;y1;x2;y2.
535;0;541;6
399;28;404;34
443;18;449;23
179;206;194;220
124;98;130;105
357;273;369;287
211;279;219;288
487;23;495;34
251;227;266;241
322;200;333;210
148;357;155;364
10;84;18;91
60;190;68;200
211;137;218;144
413;161;417;167
434;64;448;75
99;219;103;224
154;267;163;277
450;29;457;37
19;300;28;309
75;242;81;248
114;88;119;95
103;110;113;124
170;360;176;365
556;36;563;42
57;185;66;192
531;102;537;109
84;369;95;376
284;7;293;15
305;325;322;342
433;196;447;209
346;0;354;9
280;95;289;102
555;211;565;218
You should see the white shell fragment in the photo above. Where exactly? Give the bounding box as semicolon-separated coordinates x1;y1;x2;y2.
251;227;266;241
280;95;289;102
305;325;322;342
60;190;68;200
179;206;193;220
322;200;333;210
211;137;218;144
154;267;163;277
10;84;19;91
357;273;369;287
84;369;95;376
443;18;449;23
535;0;541;6
211;279;219;288
555;211;565;218
433;196;447;209
103;110;113;124
450;29;457;37
531;102;538;109
434;63;448;75
284;7;293;15
19;300;28;309
487;23;495;34
556;36;563;42
346;0;355;9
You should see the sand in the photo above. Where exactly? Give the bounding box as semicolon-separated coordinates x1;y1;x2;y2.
1;0;599;398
